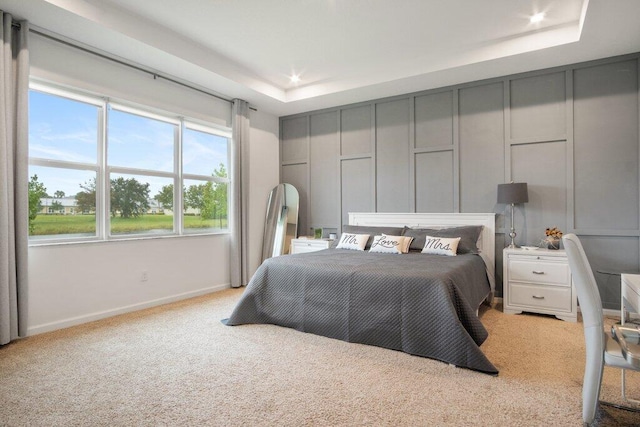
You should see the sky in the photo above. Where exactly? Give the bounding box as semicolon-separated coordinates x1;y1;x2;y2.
28;90;229;198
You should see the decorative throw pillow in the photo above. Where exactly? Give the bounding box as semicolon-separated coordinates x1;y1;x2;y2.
369;234;405;254
399;235;414;253
421;236;461;256
330;225;405;249
402;225;483;254
336;233;370;251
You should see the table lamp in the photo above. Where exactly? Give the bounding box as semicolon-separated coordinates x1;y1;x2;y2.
497;182;528;248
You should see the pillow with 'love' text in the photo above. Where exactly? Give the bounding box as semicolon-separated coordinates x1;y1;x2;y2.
368;234;406;254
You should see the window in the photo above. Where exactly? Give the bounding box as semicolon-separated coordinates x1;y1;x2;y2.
182;126;230;233
28;83;231;243
28;89;100;240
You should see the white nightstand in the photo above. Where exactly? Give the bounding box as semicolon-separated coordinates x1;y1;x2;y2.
290;238;332;254
503;247;577;322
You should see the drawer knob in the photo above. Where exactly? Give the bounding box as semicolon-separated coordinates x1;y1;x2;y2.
532;295;545;300
532;270;545;275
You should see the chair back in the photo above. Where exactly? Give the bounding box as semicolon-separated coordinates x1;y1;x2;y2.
562;233;604;331
563;233;606;424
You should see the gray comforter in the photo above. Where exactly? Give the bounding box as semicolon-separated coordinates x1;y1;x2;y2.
224;249;498;375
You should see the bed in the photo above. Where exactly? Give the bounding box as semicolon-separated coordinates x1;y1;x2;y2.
224;212;498;375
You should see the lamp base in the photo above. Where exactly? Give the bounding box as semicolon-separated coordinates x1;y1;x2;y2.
508;222;518;248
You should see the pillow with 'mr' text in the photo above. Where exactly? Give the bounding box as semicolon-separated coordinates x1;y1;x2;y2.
335;233;370;251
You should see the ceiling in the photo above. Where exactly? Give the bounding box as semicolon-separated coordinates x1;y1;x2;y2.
1;0;640;116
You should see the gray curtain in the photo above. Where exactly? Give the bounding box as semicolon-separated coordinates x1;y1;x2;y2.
230;99;250;288
0;13;29;345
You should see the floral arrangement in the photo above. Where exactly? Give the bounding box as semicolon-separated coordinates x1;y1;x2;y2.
543;227;563;249
545;227;563;239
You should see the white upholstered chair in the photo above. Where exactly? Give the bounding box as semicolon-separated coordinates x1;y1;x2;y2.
562;233;640;425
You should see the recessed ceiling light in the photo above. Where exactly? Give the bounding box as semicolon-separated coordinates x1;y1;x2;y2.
530;12;545;23
290;74;300;84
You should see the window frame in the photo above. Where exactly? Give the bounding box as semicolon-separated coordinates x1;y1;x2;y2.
28;81;232;245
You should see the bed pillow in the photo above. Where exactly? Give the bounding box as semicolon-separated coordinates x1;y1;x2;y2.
402;225;483;254
369;235;405;254
400;235;414;253
421;236;461;256
335;233;370;251
330;225;405;249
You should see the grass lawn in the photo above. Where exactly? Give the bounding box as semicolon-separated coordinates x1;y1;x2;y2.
31;214;227;236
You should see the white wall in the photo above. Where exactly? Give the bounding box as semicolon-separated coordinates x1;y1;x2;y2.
29;33;231;127
27;109;279;336
26;32;280;335
248;110;281;275
28;235;230;334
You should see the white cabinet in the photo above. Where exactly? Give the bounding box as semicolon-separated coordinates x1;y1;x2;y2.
290;238;331;254
503;248;577;322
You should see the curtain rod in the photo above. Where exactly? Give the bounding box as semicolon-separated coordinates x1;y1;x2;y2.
21;23;257;111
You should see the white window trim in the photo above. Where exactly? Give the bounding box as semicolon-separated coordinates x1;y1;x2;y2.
28;81;232;245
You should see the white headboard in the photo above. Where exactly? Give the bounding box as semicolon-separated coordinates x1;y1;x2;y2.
348;212;496;298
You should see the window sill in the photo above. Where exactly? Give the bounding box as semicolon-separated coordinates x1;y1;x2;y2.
28;231;230;248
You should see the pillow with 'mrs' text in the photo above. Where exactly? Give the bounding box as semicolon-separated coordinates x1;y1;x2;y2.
421;236;461;256
402;225;483;254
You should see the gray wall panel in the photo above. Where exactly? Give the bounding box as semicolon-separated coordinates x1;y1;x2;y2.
574;60;639;230
459;83;505;213
376;99;410;212
341;158;373;226
415;91;453;148
581;236;640;310
309;111;339;229
415;151;454;212
281;116;308;163
510;72;566;139
280;53;640;300
511;141;567;247
341;105;372;157
282;163;309;237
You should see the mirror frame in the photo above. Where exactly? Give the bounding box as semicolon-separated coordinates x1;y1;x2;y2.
261;183;299;261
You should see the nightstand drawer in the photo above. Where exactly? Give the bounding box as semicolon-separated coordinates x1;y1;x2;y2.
290;239;331;254
508;260;569;286
508;283;573;312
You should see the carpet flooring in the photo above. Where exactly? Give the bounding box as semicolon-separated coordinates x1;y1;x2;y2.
1;287;639;426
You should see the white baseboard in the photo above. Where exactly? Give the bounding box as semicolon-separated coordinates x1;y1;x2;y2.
27;283;231;336
603;308;621;318
492;297;625;319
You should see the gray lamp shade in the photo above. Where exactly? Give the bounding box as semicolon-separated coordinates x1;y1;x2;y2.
497;182;528;204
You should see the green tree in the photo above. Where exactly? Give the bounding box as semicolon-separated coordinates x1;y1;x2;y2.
186;164;229;226
212;164;228;225
51;200;64;214
154;184;173;211
185;184;205;212
76;178;96;214
28;175;47;233
54;190;65;198
200;182;216;220
110;177;150;218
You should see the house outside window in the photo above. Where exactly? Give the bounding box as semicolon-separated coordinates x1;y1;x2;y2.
28;83;231;243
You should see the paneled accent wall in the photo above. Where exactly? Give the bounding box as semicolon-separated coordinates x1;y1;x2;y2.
280;53;640;307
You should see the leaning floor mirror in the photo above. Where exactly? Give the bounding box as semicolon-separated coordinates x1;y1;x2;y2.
261;183;299;262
